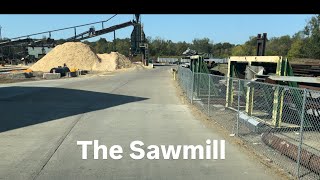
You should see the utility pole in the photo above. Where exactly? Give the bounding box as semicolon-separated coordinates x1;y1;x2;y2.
113;30;116;52
0;26;2;40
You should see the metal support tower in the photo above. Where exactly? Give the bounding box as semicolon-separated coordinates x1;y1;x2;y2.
256;33;267;56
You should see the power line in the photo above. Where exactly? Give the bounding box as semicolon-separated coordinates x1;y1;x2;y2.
9;14;118;41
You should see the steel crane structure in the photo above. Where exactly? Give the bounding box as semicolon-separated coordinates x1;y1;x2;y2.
0;14;148;65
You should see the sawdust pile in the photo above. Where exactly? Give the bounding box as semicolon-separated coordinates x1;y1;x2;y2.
30;42;132;72
30;42;99;72
93;52;132;71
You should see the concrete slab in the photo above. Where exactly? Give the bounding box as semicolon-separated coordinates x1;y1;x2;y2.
43;73;61;79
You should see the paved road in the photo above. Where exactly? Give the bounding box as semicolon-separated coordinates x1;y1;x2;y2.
0;66;277;180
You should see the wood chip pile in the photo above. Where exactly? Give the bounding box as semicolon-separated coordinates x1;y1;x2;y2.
30;42;132;72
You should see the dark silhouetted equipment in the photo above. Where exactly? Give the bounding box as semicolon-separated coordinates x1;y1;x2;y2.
0;14;148;66
256;33;267;56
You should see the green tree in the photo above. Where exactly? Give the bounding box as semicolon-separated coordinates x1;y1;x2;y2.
95;38;109;53
231;36;257;56
191;38;214;54
266;35;292;56
212;42;234;57
115;38;131;56
303;14;320;59
175;41;190;55
231;45;246;56
288;38;304;59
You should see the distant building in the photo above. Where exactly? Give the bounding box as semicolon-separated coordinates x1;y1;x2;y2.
27;46;53;59
157;57;179;64
180;58;190;63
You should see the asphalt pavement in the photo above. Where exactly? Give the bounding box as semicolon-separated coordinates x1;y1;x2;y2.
0;66;278;180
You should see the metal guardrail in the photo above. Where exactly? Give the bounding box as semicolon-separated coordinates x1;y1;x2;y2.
177;66;320;179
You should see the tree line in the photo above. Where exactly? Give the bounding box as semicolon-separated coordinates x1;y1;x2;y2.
83;37;235;59
2;15;319;61
84;15;320;60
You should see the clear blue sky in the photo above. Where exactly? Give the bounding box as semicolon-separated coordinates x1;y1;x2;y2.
0;14;314;45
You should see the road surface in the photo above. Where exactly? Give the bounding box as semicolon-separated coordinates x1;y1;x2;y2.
0;66;278;180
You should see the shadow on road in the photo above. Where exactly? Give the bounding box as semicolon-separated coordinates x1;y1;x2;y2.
0;86;148;133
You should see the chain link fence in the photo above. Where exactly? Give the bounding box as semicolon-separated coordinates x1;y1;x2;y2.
177;66;320;179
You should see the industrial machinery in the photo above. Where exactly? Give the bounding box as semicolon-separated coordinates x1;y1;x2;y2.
130;14;148;65
256;33;267;56
225;56;297;127
0;14;148;65
185;33;319;129
50;65;70;77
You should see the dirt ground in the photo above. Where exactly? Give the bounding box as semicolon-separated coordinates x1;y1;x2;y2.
0;64;152;84
211;63;228;75
0;77;39;84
